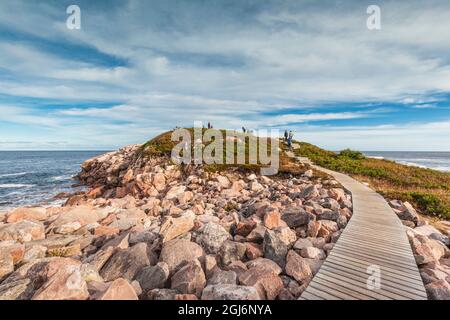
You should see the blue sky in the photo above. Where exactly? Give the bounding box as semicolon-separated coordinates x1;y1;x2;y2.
0;0;449;151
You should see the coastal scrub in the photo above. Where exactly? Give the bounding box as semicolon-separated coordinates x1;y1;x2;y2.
294;142;450;219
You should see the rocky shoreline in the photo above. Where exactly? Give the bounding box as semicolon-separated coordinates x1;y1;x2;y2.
0;142;448;300
0;143;353;300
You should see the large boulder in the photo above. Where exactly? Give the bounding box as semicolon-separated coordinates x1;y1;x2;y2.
48;205;106;231
0;221;45;242
165;185;186;200
216;176;231;189
285;250;312;283
83;246;115;272
238;267;283;300
160;210;195;243
170;260;206;297
32;264;89;300
207;269;237;286
301;185;319;200
317;209;339;221
304;258;324;274
410;235;447;265
0;242;25;265
329;188;346;201
273;227;297;246
263;208;282;230
0;250;14;279
281;207;310;228
415;225;449;246
98;278;139;300
235;219;257;237
195;222;230;254
152;172;166;191
147;288;180;300
219;241;246;266
201;284;260;300
263;230;287;268
300;247;326;260
0;279;32;300
307;220;321;238
159;239;204;273
425;280;450;300
397;202;419;223
100;243;151;281
293;238;313;251
322;199;340;212
134;262;170;291
245;258;282;275
246;225;266;243
6;207;50;223
245;243;263;260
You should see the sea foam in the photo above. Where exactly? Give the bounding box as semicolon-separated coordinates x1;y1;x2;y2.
0;184;35;188
0;172;28;178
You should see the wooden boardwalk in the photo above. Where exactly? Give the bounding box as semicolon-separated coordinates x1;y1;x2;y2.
298;163;428;300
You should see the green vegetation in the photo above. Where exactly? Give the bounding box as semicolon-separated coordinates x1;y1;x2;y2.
138;129;324;178
294;142;450;219
338;149;365;160
139;128;272;173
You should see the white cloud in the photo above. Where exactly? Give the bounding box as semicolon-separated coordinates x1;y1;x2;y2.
411;104;437;109
297;120;450;151
0;0;449;150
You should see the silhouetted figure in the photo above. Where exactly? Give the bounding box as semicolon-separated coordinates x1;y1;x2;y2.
284;130;288;141
287;131;294;149
242;127;246;133
208;122;211;129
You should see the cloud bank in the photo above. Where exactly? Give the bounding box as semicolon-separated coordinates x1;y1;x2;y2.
0;0;449;150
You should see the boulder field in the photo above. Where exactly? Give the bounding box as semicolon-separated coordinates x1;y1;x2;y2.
0;145;353;300
389;200;450;299
1;144;447;300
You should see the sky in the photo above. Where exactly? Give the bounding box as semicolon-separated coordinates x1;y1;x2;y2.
0;0;449;151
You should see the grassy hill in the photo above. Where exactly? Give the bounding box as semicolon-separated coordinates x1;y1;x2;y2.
138;129;450;219
138;128;327;178
294;142;450;219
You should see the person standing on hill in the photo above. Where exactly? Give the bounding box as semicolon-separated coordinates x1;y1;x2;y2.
284;130;288;141
287;130;294;149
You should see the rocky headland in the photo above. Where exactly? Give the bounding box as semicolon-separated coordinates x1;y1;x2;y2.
0;132;449;300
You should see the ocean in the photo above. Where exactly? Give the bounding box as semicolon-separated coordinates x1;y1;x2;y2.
362;151;450;172
0;150;449;213
0;151;107;213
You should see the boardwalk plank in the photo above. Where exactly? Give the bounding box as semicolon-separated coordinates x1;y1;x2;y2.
330;251;423;282
312;277;373;300
320;264;426;299
298;161;427;300
326;255;425;288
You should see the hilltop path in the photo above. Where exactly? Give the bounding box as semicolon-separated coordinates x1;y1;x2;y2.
286;147;428;300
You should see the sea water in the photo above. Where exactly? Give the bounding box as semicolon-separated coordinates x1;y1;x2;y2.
0;151;106;212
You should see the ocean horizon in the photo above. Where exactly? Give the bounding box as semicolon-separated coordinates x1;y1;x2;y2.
0;150;449;212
